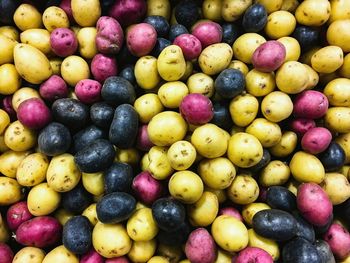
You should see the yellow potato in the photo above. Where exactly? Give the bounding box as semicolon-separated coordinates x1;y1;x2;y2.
127;208;158;241
54;208;74;225
248;229;280;260
214;249;232;263
187;73;214;97
148;146;173;180
259;160;290;187
0;212;8;242
0;26;19;41
227;174;259;205
270;131;298;158
134;94;164;123
202;0;222;21
205;186;227;204
0;150;30;178
135;56;161;90
4;121;37;152
82;203;98;226
13;247;45;263
158;81;189;108
261;91;293;122
295;0;330;26
0;64;21;95
0;109;10;135
329;0;350;23
141;153;150;171
228;60;249;75
339;53;350;79
221;0;252;21
167;140;196;171
82;172;104;196
158;45;186;81
281;0;299;12
11;87;40;111
156;244;182;263
188;191;219;227
199;43;233;74
42;6;70;32
242;203;270;226
336;133;350;164
277;36;301;62
311;46;344;73
148;256;170;263
276;61;308;94
0;34;16;65
324;78;350;107
147;0;171;20
71;0;101;26
42;245;78;263
20;29;51;55
0;135;9;153
13;4;42;31
114;148;140;166
246;118;282;147
16;153;49;187
128;239;157;263
327;20;350;53
180;61;193;81
49;57;63;75
300;46;321;66
229;94;259;127
0;177;22;205
325;107;350;133
255;0;283;13
77;27;98;59
61;55;90;86
245;69;275;97
303;64;319;90
265;11;296;39
233;33;266;64
27;183;61;216
322;173;350;205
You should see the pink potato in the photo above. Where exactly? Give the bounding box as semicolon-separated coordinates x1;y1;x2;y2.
293;90;329;119
235;247;273;263
50;28;78;57
301;127;332;154
6;201;33;231
324;223;350;259
109;0;146;27
75;79;102;104
132;171;163;205
136;125;154;151
191;21;222;48
297;183;333;227
105;257;130;263
173;34;202;60
180;93;214;125
252;41;286;72
59;0;74;22
17;98;52;130
289;118;316;137
0;243;13;263
126;23;157;57
96;16;124;55
1;96;15;119
39;75;69;102
185;228;217;263
15;216;62;248
91;54;118;84
218;207;243;222
80;248;104;263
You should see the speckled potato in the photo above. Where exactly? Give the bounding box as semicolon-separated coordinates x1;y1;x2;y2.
199;43;233;75
255;0;282;13
221;0;252;21
228;60;249;75
321;173;350;205
0;150;30;178
157;45;186;81
202;0;222;21
0;26;19;41
82;172;104;196
16;153;49;187
13;4;42;31
188;191;219;227
71;0;101;26
246;118;282;147
127;208;158;241
311;46;343;73
135;56;161;90
147;0;171;19
42;6;70;32
336;133;350;164
229;94;259;127
0;64;21;96
245;69;275;97
259;160;291;187
325;107;350;133
277;36;301;62
77;27;98;59
324;78;350;107
167;140;196;171
233;33;266;64
327;19;350;53
187;73;215;97
158;81;189;109
242;203;271;226
0;177;22;205
148;146;173;180
0;34;16;65
42;245;78;263
276;61;308;94
261;91;293;122
4;121;37;152
27;183;60;216
227;174;259;205
61;55;90;86
20;29;51;55
295;0;331;26
13;247;45;263
134;94;164;123
270;131;297;158
11;87;40;111
82;203;98;226
248;229;280;260
128;239;157;263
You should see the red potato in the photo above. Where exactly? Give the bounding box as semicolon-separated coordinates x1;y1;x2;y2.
96;16;124;55
0;243;13;263
301;127;332;154
218;207;243;222
185;228;217;263
59;0;74;22
50;28;78;57
91;54;118;84
136;124;154;151
109;0;146;27
297;183;333;227
17;98;52;130
289;118;316;137
1;96;15;119
80;248;104;263
252;41;286;73
75;79;102;104
105;257;130;263
16;216;62;248
6;201;33;231
180;93;214;125
132;171;163;205
235;247;273;263
324;223;350;260
126;23;157;57
173;34;202;60
191;21;223;48
39;75;69;102
293;90;329;119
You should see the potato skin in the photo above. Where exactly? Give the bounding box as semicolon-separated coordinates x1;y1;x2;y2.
16;153;49;187
323;223;350;260
185;228;217;263
42;245;79;263
236;247;274;263
42;6;69;32
96;16;124;55
252;40;286;72
71;0;101;26
158;45;186;81
199;43;233;75
0;177;22;206
13;247;45;263
325;107;350;133
290;151;325;183
301;127;332;155
20;29;51;55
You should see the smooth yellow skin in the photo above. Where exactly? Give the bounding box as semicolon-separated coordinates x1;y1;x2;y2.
181;61;193;81
270;131;297;158
281;0;299;12
229;94;259;127
0;64;21;95
158;81;189;108
54;208;74;225
16;153;49;187
128;239;157;263
202;0;222;21
11;87;40;112
0;151;30;178
246;118;282;147
325;107;350;133
0;136;9;153
212;215;248;252
20;29;51;55
322;173;350;205
205;186;227;203
303;64;319;89
327;20;350;53
49;57;62;75
158;45;186;81
134;94;164;123
0;34;16;65
233;33;266;64
167;140;196;171
61;55;90;86
336;133;350;164
43;245;78;263
148;146;173;180
221;0;252;21
42;6;69;32
242;203;271;226
0;26;19;41
248;229;280;260
259;160;291;187
13;4;42;31
147;0;171;20
187;73;214;97
277;36;301;62
199;43;233;74
214;249;233;263
141;153;150;171
4;121;37;152
0;177;21;205
311;46;344;73
135;56;161;90
245;69;275;97
0;109;10;135
82;203;98;226
188;191;219;227
148;256;170;263
289;151;325;183
13;247;45;263
265;11;296;39
77;27;97;59
295;0;330;26
256;0;282;13
329;0;350;23
114;148;140;165
71;0;101;26
276;61;308;94
127;208;158;241
339;53;350;78
82;172;104;196
27;183;60;216
227;175;259;205
261;91;293;122
324;78;350;107
228;60;249;75
169;170;204;204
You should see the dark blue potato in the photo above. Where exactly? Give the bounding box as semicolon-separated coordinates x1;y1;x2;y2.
318;142;346;172
168;24;188;42
221;23;241;46
175;0;199;29
144;16;170;38
63;216;92;255
90;102;114;129
293;213;315;243
38;122;71;156
74;139;115;173
116;45;138;67
51;98;89;132
242;4;267;33
282;237;321;263
314;214;333;235
214;69;245;99
157;221;191;246
210;101;233;131
101;76;136;106
152;197;186;232
100;0;115;14
62;184;92;214
0;0;20;24
119;65;136;85
96;192;136;224
292;26;320;52
34;0;60;11
109;104;139;149
249;148;271;173
314;240;336;263
151;38;172;57
72;125;107;153
104;162;134;194
266;186;296;212
252;209;297;241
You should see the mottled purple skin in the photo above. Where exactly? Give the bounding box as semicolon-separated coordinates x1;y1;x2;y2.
39;75;69;102
16;216;62;248
105;257;130;263
1;96;16;119
185;228;217;263
75;79;102;104
301;127;332;154
180;94;214;125
218;207;243;222
109;0;146;27
59;0;74;22
0;243;13;263
290;118;316;137
91;54;118;83
293;90;329;119
126;23;157;57
324;223;350;260
136;125;154;151
173;34;202;60
235;247;273;263
132;171;163;205
17;98;52;130
50;28;77;57
252;41;286;73
191;21;222;48
297;183;333;227
6;201;33;231
80;248;104;263
96;16;124;55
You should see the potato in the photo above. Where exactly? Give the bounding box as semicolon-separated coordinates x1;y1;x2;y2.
228;60;249;75
82;203;98;226
259;160;290;187
261;91;293;122
27;183;60;216
96;16;124;55
202;0;222;21
191;21;222;48
248;229;279;260
77;27;97;59
0;34;16;65
135;56;161;90
236;247;274;263
13;247;45;263
12;87;40;112
147;0;171;19
43;245;78;263
82;172;104;196
246;118;281;147
336;133;350;164
148;146;173;180
158;81;189;108
199;43;233;75
16;153;48;187
281;0;299;12
0;64;21;95
221;0;252;22
229;94;259;127
242;203;271;226
227;174;259;205
148;256;170;263
61;55;90;86
134;94;164;123
50;28;78;57
301;127;332;155
290;151;325;183
156;244;183;263
0;243;13;262
0;109;9;134
4;121;36;152
212;215;248;252
233;33;266;64
276;61;308;94
245;69;275;97
0;177;21;205
311;46;343;74
303;64;319;89
185;228;217;263
167;140;196;171
324;223;350;260
295;0;330;26
188;191;219;227
54;208;73;225
0;150;30;178
269;131;297;158
322;173;350;205
252;40;286;72
13;4;42;31
325;107;350;133
128;239;157;262
329;0;350;23
20;29;51;55
324;78;350;107
6;201;32;232
49;58;62;75
114;148;140;166
71;0;101;26
277;36;301;62
42;6;70;32
157;45;186;81
0;26;19;41
127;208;158;242
174;34;202;60
265;11;296;39
327;20;350;53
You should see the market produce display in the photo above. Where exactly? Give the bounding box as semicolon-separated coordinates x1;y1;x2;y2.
1;0;350;262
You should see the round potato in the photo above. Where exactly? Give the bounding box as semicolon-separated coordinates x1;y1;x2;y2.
327;19;350;53
114;148;140;166
321;173;350;205
329;0;350;23
0;64;21;96
128;239;157;263
276;61;308;94
167;140;196;171
82;203;98;226
205;186;227;204
229;94;259;127
158;81;189;108
20;29;51;55
71;0;101;27
43;6;69;32
0;150;30;178
188;191;219;227
147;0;171;19
295;0;330;26
221;0;252;22
228;60;249;75
13;247;45;263
61;55;90;86
336;133;350;164
281;0;299;12
82;172;104;196
242;203;271;226
4;121;36;152
265;11;296;39
339;53;350;78
245;69;275;97
277;37;301;62
0;26;19;41
55;208;74;225
202;0;222;21
325;107;350;133
248;229;280;260
148;146;173;180
324;78;350;107
0;109;10;135
227;174;259;205
270;131;297;158
187;73;214;97
233;33;266;64
261;91;293;122
134;94;164;123
13;4;42;31
303;64;319;89
49;58;63;75
27;182;60;216
255;0;282;13
246;118;282;147
127;208;158;241
42;245;78;263
199;43;233;75
158;45;186;81
0;34;16;65
311;46;343;73
11;87;40;112
135;56;161;90
259;160;290;187
0;177;22;205
16;153;49;187
77;27;97;59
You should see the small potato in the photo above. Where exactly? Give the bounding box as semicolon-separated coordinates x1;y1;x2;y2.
27;183;60;216
82;172;104;196
246;118;282;147
199;43;233;75
128;239;157;263
187;73;214;97
11;87;40;112
325;107;350;133
114;148;140;166
82;203;98;226
252;40;286;72
13;247;45;263
0;64;21;96
181;61;193;81
0;26;19;41
4;121;37;152
71;0;101;26
0;150;30;178
134;94;164;123
205;186;227;204
0;109;10;134
148;146;173;180
188;191;219;227
0;34;16;65
77;27;98;59
324;223;350;260
127;208;158;241
233;33;266;64
0;213;9;242
255;0;282;13
281;0;299;12
158;81;189;108
229;94;259;127
61;55;90;86
228;60;249;75
270;131;297;158
42;6;70;32
148;256;170;263
311;46;343;73
20;29;51;55
0;177;22;205
96;16;124;55
336;133;350;164
290;151;325;183
135;56;161;90
156;244;182;263
322;173;350;205
167;141;196;171
227;174;259;205
324;78;350;107
16;153;49;187
277;36;301;62
13;4;42;31
329;0;350;23
147;0;171;19
43;245;78;263
49;58;63;75
55;208;74;225
221;0;252;22
259;160;290;187
264;11;296;39
245;69;275;97
276;61;308;94
185;228;217;263
327;20;350;53
242;203;271;226
248;229;279;260
158;45;186;81
303;64;319;89
301;127;332;155
202;0;222;21
295;0;330;26
261;91;293;122
214;249;232;263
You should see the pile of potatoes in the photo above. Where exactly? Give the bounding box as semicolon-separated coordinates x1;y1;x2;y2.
1;0;350;262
